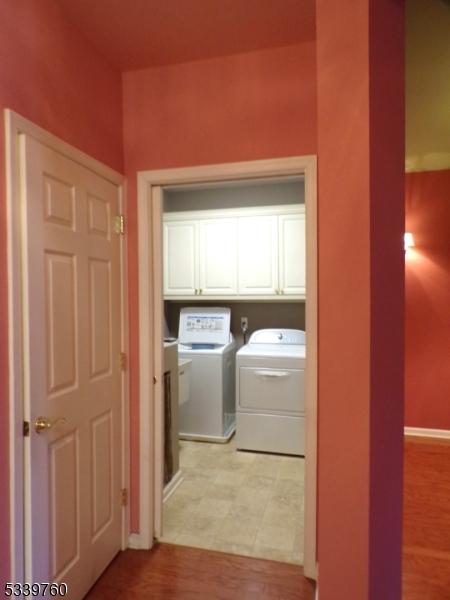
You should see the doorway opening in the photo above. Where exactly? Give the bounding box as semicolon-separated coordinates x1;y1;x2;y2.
137;156;317;578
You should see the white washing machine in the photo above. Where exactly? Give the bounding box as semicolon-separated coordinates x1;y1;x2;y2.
178;307;236;442
236;328;306;456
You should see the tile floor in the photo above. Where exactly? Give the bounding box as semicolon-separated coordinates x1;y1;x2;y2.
160;436;305;565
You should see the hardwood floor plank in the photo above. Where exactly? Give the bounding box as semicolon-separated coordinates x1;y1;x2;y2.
403;437;450;599
85;544;314;599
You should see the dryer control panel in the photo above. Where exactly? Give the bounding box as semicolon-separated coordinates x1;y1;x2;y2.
249;329;305;345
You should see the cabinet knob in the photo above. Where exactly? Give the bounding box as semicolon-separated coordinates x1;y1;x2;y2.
199;289;203;295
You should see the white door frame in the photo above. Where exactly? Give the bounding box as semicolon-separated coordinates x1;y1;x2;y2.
137;156;318;579
5;110;130;583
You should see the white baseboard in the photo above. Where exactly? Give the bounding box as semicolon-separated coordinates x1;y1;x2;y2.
404;426;450;440
128;533;145;549
128;532;155;550
179;428;235;444
128;471;184;550
163;469;184;502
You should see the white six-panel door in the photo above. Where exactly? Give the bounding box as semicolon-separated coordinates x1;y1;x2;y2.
22;135;122;600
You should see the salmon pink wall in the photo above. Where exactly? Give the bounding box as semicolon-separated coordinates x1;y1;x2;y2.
316;0;404;597
0;2;409;594
405;169;450;430
0;0;123;582
122;42;317;530
123;43;316;173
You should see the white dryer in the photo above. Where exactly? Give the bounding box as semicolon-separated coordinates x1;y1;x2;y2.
178;307;236;442
236;328;306;456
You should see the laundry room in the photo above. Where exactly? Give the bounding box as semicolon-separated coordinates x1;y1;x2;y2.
159;175;308;564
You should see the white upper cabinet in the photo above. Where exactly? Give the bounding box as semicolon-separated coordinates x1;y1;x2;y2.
279;213;306;296
163;205;305;299
163;220;198;296
199;218;238;295
238;215;279;295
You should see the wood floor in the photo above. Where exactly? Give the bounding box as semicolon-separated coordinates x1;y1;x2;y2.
85;544;314;600
85;437;450;599
402;437;450;600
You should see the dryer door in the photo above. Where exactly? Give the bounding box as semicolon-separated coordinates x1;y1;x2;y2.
238;367;305;414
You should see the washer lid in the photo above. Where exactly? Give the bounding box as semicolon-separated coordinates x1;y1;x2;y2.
179;307;231;346
248;328;306;345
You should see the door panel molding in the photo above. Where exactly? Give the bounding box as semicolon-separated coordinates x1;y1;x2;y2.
5;109;129;584
137;156;318;579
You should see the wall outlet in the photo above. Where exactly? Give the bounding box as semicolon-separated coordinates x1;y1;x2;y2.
240;317;249;331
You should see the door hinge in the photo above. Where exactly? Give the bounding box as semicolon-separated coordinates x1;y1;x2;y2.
121;488;128;507
23;421;30;437
119;351;127;371
115;214;125;235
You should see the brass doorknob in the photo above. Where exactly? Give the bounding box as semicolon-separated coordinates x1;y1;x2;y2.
34;416;66;434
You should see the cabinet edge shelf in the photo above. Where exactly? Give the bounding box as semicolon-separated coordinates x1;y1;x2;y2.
163;295;306;302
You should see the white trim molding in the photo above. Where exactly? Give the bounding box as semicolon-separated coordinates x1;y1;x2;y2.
5;109;128;581
404;426;450;440
128;533;146;550
163;470;184;503
137;155;318;579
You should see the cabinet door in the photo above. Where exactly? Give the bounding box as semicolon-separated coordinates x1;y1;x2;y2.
163;220;198;295
199;218;238;295
238;215;278;295
279;213;306;296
